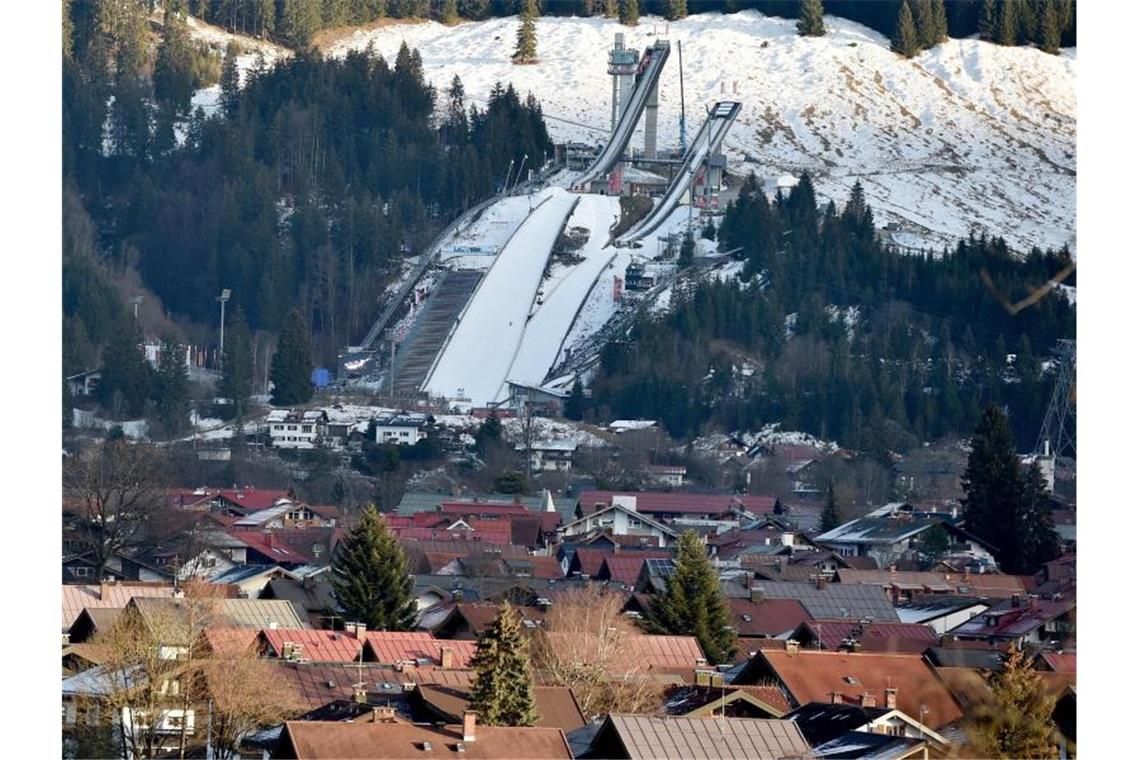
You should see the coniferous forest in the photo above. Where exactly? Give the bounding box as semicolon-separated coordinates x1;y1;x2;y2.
62;2;551;376
589;174;1075;452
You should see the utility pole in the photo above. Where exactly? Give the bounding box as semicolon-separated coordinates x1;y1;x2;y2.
129;295;143;320
216;288;231;355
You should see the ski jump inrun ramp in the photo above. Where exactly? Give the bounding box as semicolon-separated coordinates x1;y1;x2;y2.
616;101;742;246
572;40;671;191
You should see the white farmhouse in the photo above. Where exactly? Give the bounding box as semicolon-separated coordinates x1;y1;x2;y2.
375;413;429;446
557;496;678;548
267;409;329;450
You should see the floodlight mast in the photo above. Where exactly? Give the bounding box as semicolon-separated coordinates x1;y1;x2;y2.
217;289;232;356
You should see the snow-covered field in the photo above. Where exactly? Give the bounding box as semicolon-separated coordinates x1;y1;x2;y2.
327;11;1076;253
185;16;291;120
423;187;578;405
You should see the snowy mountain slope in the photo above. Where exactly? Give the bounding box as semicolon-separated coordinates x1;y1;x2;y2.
327;11;1075;253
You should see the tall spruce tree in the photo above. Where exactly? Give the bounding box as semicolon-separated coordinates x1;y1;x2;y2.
1020;460;1062;570
154;6;195;116
665;0;686;22
469;600;538;726
931;0;948;44
966;645;1060;759
564;378;586;421
441;0;459;25
892;0;920;58
512;0;538;64
797;0;825;37
219;41;240;118
960;405;1025;572
1038;0;1060;54
155;337;190;436
619;0;639;27
645;531;736;664
98;313;152;419
915;0;936;49
998;0;1018;45
269;308;314;407
979;0;997;41
330;505;416;631
602;0;618;18
220;306;254;419
818;482;842;532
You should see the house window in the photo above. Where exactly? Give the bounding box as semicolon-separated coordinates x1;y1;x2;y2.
302;425;313;433
73;566;92;578
888;724;905;737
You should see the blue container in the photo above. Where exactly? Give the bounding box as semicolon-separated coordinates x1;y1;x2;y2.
311;368;331;388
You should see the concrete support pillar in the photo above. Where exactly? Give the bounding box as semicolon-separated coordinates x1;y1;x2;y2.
644;79;660;159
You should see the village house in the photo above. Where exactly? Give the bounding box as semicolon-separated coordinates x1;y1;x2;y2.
785;700;952;757
374;412;430;446
947;593;1076;648
814;504;945;567
267;410;329;450
557;497;679;548
516;439;578;472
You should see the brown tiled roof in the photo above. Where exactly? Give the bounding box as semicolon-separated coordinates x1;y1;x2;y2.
261;628;364;662
601;714;809;759
797;620;939;653
837;569;1029;598
204;627;260;656
726;598;813;637
278;719;573;759
61;583;180;630
663;684;792;717
416;685;586;732
271;662;408;711
749;650;963;728
625;634;707;671
1038;651;1076;673
451;603;548;637
363;632;477;668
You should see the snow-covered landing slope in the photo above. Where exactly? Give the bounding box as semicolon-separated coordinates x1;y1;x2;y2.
327;11;1075;253
507;194;621;387
422;188;578;405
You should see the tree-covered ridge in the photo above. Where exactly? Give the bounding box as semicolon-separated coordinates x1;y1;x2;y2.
63;11;551;367
590;173;1074;453
176;2;1076;52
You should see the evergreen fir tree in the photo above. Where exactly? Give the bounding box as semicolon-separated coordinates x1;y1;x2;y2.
512;0;538;65
219;41;240;118
979;0;997;41
999;0;1018;45
966;645;1060;759
818;482;842;532
564;378;586;421
154;6;195;116
469;600;538;726
1038;0;1060;55
892;0;920;58
619;0;639;27
1021;460;1062;570
603;0;619;19
220;306;254;419
330;505;416;631
155;337;190;436
665;0;686;22
441;0;459;25
915;0;935;49
270;308;315;407
931;0;948;44
961;404;1025;572
644;531;736;664
796;0;825;37
98;313;152;419
679;230;695;265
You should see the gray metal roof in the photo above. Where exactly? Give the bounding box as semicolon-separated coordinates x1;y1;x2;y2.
601;714;810;760
396;491;577;521
750;581;900;623
816;516;941;546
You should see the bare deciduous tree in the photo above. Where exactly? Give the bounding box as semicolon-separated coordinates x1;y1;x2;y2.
63;440;168;580
532;586;659;717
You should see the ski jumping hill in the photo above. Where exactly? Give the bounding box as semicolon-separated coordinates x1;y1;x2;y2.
327;11;1075;254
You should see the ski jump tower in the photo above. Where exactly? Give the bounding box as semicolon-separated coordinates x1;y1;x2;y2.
608;34;660;159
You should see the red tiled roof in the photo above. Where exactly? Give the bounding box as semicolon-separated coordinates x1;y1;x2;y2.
577;491;777;516
752;650;963;728
363;632;477;668
1038;651;1076;673
204;627;260;657
798;620;939;653
438;502;532;516
261;628;365;662
215;488;291;511
599;556;652;585
626;635;707;671
726;598;813;637
227;530;310;564
271;661;406;711
570;547;614;578
279;720;573;759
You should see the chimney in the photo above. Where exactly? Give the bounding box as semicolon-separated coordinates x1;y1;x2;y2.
354;686;368;704
830;692;844;705
785;640;800;654
815;576;826;590
440;647;454;669
462;711;477;742
888;565;897;574
99;581;112;600
750;587;765;603
884;688;898;710
346;622;368;639
860;693;877;708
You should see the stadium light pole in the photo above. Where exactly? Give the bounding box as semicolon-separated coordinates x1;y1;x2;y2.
128;296;143;321
217;288;231;356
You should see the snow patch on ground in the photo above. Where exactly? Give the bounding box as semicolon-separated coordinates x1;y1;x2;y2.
327;11;1075;253
502;417;608;448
